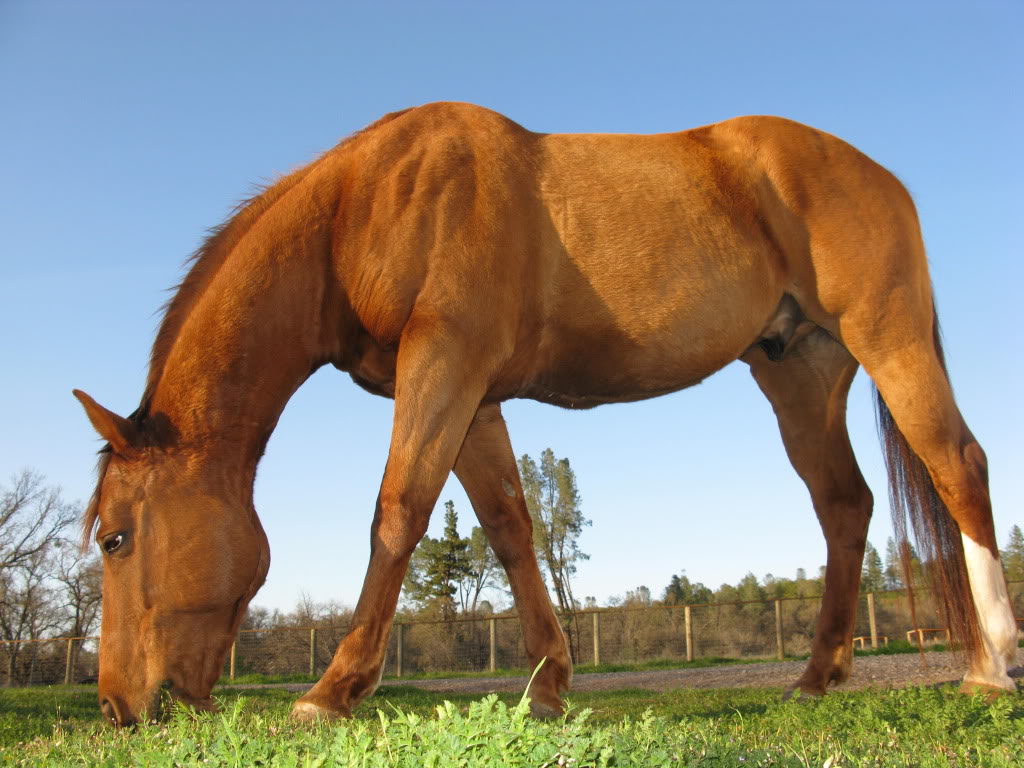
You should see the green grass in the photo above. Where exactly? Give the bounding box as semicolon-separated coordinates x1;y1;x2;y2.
1;680;1021;766
852;639;948;656
219;642;994;687
851;636;1024;657
220;655;756;686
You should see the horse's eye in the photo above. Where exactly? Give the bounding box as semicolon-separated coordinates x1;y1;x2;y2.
102;533;125;555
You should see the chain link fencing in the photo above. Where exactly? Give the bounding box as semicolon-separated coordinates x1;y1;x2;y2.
0;636;99;687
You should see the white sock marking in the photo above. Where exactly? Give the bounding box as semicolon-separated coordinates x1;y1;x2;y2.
961;534;1018;689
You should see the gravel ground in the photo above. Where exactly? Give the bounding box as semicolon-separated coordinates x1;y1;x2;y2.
222;652;1022;697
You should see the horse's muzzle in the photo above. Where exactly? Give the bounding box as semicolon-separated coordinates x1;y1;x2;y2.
100;681;218;727
100;695;137;728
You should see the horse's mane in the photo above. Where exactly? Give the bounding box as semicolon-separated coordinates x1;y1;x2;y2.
140;107;414;416
81;107;414;546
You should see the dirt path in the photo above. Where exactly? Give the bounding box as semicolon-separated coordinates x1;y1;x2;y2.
221;653;1022;697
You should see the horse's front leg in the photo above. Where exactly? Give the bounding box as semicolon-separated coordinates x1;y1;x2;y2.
292;323;491;721
453;403;572;717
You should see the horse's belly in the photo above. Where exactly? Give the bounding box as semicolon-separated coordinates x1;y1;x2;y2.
524;138;786;406
522;292;767;409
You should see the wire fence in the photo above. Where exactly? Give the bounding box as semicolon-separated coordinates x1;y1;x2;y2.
3;581;1021;687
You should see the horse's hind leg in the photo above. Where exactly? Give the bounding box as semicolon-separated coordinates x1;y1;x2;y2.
453;403;572;716
743;329;872;696
842;312;1019;693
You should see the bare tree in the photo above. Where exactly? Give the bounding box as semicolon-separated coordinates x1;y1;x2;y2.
0;470;78;685
0;546;63;684
457;526;501;615
0;470;77;571
240;605;279;631
53;544;102;638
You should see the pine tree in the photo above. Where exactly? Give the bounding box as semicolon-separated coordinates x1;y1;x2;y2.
884;537;902;590
884;536;924;590
662;572;713;605
1001;525;1024;581
663;574;684;604
403;501;471;619
861;541;885;593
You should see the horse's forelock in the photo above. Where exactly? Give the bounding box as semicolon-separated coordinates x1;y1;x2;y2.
81;448;112;551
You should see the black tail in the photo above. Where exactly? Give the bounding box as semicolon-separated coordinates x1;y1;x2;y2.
873;304;980;656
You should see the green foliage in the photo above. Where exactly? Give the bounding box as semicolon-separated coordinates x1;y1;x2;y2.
518;449;590;614
861;541;885;593
737;572;765;603
884;536;925;592
852;638;946;656
662;572;712;605
1002;525;1024;580
658;537;942;611
216;655;755;687
2;682;1022;766
403;501;501;619
884;536;903;590
403;501;472;620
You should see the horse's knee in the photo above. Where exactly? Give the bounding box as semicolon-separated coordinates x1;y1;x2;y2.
372;496;432;560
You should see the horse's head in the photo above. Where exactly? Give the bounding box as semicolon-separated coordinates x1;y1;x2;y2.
74;390;270;726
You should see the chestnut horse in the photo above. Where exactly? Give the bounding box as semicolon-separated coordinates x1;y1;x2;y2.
76;102;1018;725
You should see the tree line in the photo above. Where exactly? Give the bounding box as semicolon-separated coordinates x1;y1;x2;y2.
639;529;1024;612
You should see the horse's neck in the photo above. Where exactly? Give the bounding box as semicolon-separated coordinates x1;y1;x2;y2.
148;173;342;466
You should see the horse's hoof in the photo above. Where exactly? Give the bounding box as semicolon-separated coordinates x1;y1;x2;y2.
782;686;824;702
959;680;1014;701
290;699;348;723
528;697;564;720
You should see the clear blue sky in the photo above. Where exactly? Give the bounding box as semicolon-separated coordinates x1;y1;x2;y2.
1;1;1021;613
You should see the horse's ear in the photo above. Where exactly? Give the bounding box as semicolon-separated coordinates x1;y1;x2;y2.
73;389;138;454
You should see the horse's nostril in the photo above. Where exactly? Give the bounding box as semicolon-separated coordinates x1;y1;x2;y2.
100;697;118;725
100;696;138;727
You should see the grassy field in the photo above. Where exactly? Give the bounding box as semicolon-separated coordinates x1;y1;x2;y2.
217;641;954;687
1;677;1021;767
221;654;759;686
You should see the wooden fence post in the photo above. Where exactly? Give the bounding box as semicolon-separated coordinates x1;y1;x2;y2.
592;612;601;666
867;593;879;650
684;605;693;662
396;624;404;678
774;600;785;660
488;618;497;673
229;640;237;680
309;628;317;677
64;638;75;685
